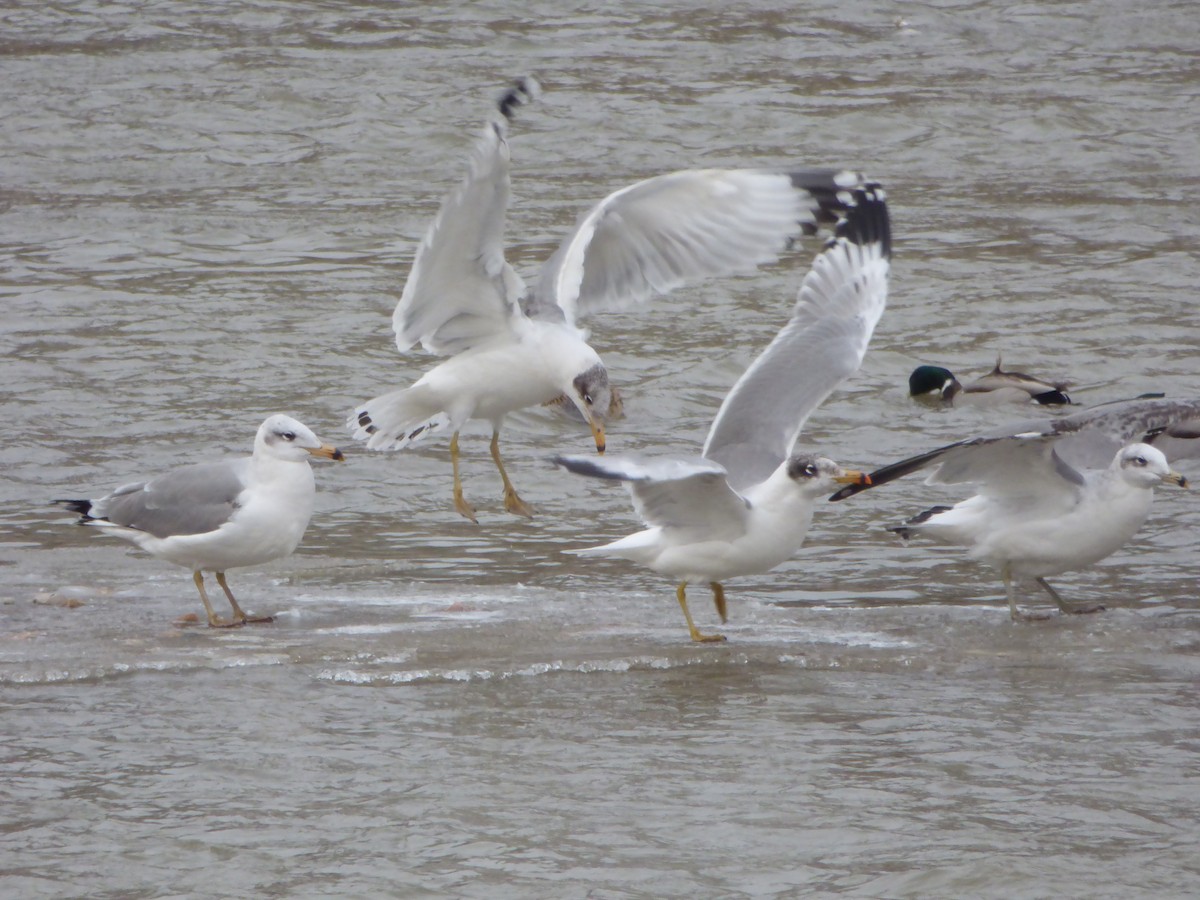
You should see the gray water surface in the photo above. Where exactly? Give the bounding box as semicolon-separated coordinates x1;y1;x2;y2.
4;2;1200;897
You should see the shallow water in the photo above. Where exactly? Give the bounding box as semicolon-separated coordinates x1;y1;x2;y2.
4;1;1200;896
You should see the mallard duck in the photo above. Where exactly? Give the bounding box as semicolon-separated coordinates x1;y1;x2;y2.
908;356;1070;406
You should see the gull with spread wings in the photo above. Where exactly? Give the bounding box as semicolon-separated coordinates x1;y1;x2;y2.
830;398;1199;619
350;77;878;522
555;187;889;642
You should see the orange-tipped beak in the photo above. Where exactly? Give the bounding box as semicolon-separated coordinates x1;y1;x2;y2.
590;419;606;455
834;469;871;486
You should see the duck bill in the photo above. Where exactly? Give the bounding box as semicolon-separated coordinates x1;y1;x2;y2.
834;469;872;486
1162;470;1188;488
307;443;346;462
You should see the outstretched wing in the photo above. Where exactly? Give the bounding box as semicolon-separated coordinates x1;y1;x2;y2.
829;396;1200;502
528;168;873;325
391;79;539;356
554;453;750;540
702;186;891;491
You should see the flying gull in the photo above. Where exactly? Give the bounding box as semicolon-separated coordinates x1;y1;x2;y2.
350;77;879;522
555;186;889;642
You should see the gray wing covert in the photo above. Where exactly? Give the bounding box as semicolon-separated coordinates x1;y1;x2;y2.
97;460;249;539
554;454;749;539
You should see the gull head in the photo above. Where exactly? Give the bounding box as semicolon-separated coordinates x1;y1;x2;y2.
1115;443;1186;490
908;365;961;401
256;414;345;463
786;455;872;495
569;362;611;454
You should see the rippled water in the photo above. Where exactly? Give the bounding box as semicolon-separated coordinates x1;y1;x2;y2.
4;1;1200;896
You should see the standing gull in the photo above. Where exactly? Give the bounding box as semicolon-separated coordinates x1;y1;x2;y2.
57;415;344;627
350;77;879;522
830;398;1199;619
555;187;889;642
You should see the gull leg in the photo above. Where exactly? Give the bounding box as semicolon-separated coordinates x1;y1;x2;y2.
710;582;728;624
1003;564;1052;622
677;583;725;643
490;430;534;518
1036;577;1105;616
450;432;478;523
216;571;274;624
194;571;239;628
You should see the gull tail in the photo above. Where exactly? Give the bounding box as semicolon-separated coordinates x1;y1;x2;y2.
349;387;452;451
54;498;104;525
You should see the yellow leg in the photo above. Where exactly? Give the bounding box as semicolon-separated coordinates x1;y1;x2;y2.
1036;577;1104;616
450;432;478;523
676;582;726;643
194;570;239;628
216;571;274;625
1003;564;1052;622
490;430;534;518
710;582;728;623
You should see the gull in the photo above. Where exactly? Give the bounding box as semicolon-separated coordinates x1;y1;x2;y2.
350;76;879;522
908;356;1071;406
554;186;889;642
57;415;344;627
830;398;1199;619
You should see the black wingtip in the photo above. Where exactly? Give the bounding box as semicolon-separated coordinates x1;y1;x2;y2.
828;482;872;502
886;505;953;537
497;76;541;122
832;184;891;260
1032;389;1072;406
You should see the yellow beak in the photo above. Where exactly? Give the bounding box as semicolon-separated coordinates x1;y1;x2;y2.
1163;470;1188;488
307;443;346;462
834;469;871;486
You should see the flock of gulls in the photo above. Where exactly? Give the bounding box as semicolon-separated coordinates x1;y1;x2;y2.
58;78;1199;641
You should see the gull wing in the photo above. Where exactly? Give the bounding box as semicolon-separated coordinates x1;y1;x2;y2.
829;397;1200;502
554;454;750;540
391;80;538;356
529;168;874;325
701;186;891;491
89;460;250;539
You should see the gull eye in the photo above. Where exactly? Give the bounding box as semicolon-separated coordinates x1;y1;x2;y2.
583;393;593;405
282;431;296;442
1134;455;1147;466
804;464;818;477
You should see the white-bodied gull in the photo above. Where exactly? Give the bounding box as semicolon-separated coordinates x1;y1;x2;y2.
350;77;879;522
57;415;344;627
830;398;1199;619
555;187;890;642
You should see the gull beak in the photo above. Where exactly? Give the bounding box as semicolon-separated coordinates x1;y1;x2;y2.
834;469;872;486
568;395;606;455
1162;470;1188;488
589;416;606;455
307;443;346;462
